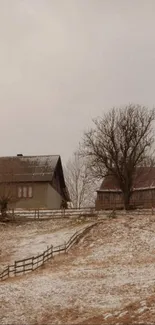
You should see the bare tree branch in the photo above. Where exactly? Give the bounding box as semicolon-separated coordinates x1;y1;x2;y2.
81;104;155;210
64;152;98;208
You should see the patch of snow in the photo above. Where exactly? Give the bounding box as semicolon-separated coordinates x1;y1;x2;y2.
118;310;128;317
140;300;147;306
104;313;112;319
137;306;148;313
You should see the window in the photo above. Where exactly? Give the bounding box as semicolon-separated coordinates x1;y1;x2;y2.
28;186;32;198
23;187;27;198
17;186;33;199
18;187;22;198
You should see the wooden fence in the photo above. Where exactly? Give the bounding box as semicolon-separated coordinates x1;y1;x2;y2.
3;206;155;221
0;223;97;281
5;207;97;220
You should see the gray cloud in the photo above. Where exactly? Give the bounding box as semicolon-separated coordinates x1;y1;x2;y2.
0;0;155;162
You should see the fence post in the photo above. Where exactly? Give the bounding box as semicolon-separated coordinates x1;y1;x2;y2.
7;265;10;279
23;260;25;274
46;245;49;263
50;245;53;259
66;239;70;251
12;209;15;220
43;251;45;265
50;245;53;260
14;261;17;276
32;256;34;270
37;253;39;267
37;209;39;219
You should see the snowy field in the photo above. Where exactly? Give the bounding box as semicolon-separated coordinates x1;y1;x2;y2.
1;214;155;324
0;218;92;272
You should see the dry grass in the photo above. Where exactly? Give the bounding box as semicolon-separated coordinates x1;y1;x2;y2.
1;214;155;324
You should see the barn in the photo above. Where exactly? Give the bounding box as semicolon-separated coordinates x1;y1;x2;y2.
96;167;155;210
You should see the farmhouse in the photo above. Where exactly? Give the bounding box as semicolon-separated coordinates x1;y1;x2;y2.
96;167;155;210
0;154;70;209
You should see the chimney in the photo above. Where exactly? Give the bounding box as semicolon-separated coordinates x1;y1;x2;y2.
17;154;23;157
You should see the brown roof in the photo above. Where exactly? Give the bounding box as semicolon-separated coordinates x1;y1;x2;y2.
98;167;155;192
0;155;60;183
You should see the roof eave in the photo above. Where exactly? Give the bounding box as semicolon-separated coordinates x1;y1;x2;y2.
97;186;155;193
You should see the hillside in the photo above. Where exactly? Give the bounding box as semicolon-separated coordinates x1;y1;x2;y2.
1;214;155;324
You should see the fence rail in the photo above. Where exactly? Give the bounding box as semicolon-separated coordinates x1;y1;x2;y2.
2;205;155;221
0;223;97;282
3;207;97;220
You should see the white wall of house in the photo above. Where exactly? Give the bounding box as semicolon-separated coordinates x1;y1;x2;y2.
46;183;62;209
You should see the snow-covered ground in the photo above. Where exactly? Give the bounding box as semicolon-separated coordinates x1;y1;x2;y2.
0;218;92;271
1;214;155;324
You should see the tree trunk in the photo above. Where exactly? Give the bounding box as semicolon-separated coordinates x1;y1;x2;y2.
123;191;131;210
1;201;8;220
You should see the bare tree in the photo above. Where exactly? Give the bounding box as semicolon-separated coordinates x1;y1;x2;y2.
81;104;155;210
65;152;98;208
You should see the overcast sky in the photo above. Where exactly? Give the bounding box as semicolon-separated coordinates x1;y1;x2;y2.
0;0;155;162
